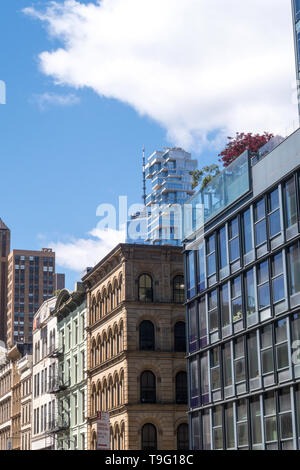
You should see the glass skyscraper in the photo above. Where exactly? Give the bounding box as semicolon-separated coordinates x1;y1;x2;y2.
184;129;300;450
126;148;197;246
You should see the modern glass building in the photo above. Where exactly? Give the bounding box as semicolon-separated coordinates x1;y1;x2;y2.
126;148;197;245
184;129;300;450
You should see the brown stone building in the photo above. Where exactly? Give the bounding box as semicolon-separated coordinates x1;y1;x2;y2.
0;219;10;343
6;249;56;348
7;343;32;450
83;244;188;451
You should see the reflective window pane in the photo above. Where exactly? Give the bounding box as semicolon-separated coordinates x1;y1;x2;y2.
284;177;297;228
256;220;267;246
255;199;266;221
269;210;281;237
288;243;300;296
243;209;253;254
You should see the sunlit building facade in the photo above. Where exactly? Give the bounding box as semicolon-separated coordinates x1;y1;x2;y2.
184;129;300;450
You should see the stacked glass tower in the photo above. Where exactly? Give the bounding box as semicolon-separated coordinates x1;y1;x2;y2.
127;148;197;246
184;129;300;450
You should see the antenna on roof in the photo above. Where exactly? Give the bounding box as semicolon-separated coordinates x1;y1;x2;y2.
142;146;146;206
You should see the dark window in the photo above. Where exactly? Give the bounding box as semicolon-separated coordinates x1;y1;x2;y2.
141;424;157;450
176;372;188;404
177;423;189;450
138;274;153;302
139;321;155;351
140;371;156;403
174;322;186;352
173;275;185;303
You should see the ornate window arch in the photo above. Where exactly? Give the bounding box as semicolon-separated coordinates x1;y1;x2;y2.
177;423;189;450
140;371;156;404
138;274;153;303
139;320;155;351
173;275;185;303
141;424;157;451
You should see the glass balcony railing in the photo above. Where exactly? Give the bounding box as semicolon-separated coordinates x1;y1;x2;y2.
184;150;250;240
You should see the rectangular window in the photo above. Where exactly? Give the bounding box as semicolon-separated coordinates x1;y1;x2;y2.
245;269;256;317
221;283;230;329
234;337;246;384
202;410;211;450
187;251;196;299
250;397;262;447
210;348;221;391
275;319;289;370
199;297;207;348
242;208;253;255
279;388;293;445
192;413;200;450
206;234;216;282
229;217;240;263
208;290;218;334
268;188;281;238
190;357;199;402
264;392;277;446
200;352;209;405
248;333;259;383
197;243;206;293
254;198;267;246
237;399;248;448
223;342;233;387
288;242;300;297
219;226;228;271
284;176;298;228
225;403;235;449
271;252;285;305
261;325;274;375
257;260;270;311
231;276;243;323
188;302;198;352
212;406;223;450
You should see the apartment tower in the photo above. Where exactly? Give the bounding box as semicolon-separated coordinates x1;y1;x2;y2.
6;249;56;348
0;219;10;343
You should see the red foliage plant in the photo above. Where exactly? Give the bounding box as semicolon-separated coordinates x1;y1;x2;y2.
218;132;274;167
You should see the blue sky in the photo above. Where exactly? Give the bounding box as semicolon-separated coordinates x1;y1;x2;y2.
0;0;297;289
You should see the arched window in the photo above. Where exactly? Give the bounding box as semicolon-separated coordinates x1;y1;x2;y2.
174;322;186;352
140;371;156;403
138;275;153;303
177;423;189;450
141;424;157;450
139;321;155;351
175;371;188;404
173;275;185;303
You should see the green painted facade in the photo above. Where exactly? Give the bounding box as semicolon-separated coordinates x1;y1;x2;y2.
54;287;87;450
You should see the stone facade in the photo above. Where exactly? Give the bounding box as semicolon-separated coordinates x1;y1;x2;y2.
83;244;188;451
18;353;32;450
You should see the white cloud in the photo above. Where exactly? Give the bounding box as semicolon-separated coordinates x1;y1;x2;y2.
33;91;80;109
24;0;298;151
50;227;125;272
